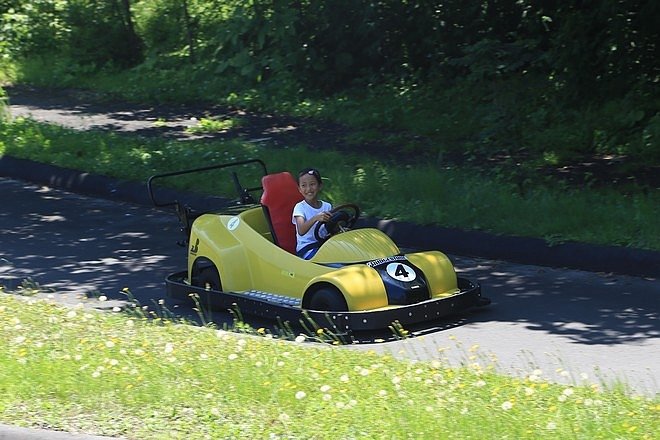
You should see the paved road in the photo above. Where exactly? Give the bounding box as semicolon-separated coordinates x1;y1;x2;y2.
1;177;658;396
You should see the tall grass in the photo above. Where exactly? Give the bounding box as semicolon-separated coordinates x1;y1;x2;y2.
1;117;658;250
1;293;657;439
0;86;8;121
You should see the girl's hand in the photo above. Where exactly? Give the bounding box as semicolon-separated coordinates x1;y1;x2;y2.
316;211;331;223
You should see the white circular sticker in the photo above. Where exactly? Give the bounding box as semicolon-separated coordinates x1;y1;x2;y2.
386;262;416;282
227;216;240;231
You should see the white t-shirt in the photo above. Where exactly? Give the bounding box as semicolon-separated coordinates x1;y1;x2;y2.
292;200;332;253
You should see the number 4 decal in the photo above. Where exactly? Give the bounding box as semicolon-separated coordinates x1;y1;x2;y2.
386;262;417;282
395;264;409;278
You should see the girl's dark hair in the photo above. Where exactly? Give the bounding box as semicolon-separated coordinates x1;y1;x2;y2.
298;167;322;184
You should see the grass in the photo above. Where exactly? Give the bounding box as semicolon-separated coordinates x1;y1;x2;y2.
1;116;659;250
1;291;657;439
185;116;244;134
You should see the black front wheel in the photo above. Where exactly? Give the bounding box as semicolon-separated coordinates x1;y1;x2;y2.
307;287;348;312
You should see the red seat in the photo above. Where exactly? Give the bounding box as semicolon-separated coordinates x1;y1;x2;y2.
260;172;302;254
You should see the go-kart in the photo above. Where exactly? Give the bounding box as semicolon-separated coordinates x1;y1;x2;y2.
147;159;489;332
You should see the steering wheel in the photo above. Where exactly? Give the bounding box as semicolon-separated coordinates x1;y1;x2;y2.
314;203;361;242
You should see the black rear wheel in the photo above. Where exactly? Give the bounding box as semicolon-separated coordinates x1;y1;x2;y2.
307;287;348;312
193;264;222;291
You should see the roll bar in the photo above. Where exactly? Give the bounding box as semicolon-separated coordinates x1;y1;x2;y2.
146;159;267;208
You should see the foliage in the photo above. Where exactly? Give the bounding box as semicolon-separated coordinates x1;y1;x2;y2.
1;1;658;168
0;294;658;439
0;0;69;57
0;0;143;67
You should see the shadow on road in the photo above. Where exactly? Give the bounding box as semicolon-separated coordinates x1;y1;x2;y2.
456;261;658;345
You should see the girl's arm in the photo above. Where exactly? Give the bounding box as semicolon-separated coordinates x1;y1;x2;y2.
294;211;332;236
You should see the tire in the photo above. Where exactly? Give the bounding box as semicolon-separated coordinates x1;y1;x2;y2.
194;264;222;291
307;287;348;312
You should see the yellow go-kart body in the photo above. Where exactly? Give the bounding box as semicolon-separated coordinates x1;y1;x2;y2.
186;206;461;312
